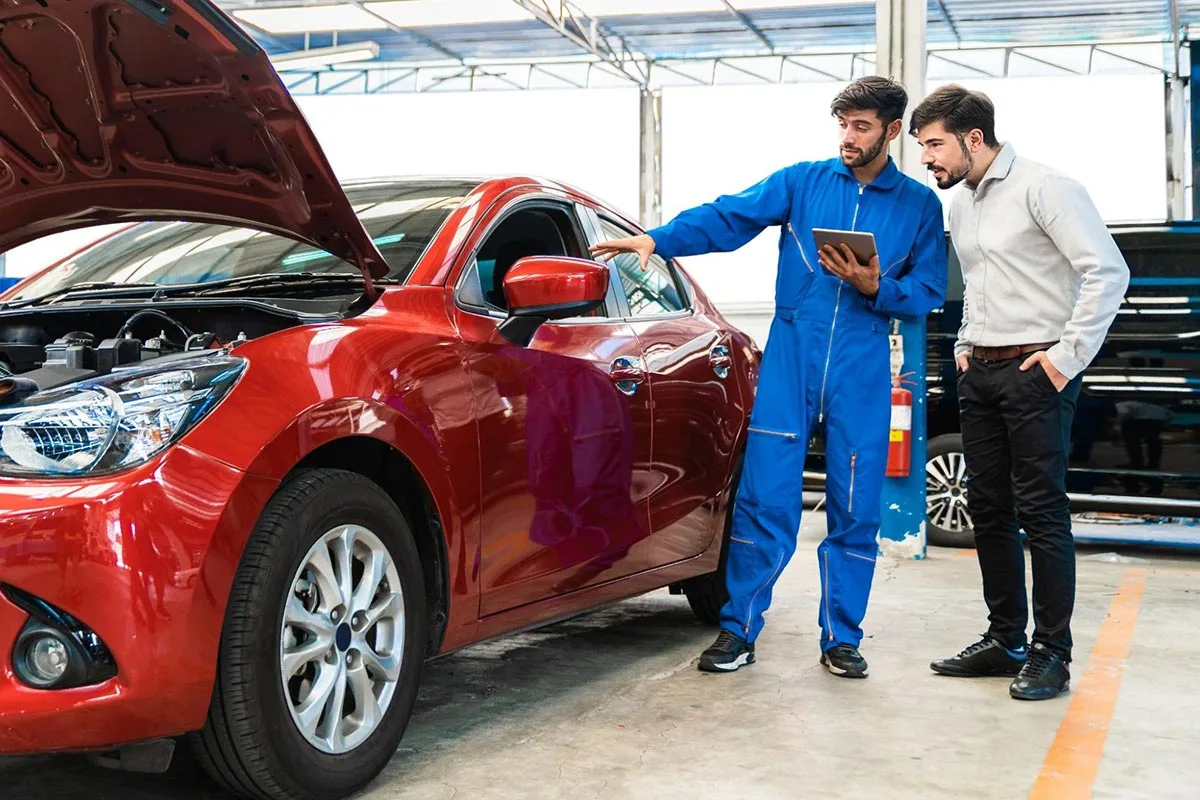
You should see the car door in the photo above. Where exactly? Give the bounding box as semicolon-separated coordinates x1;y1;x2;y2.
1064;229;1200;508
450;194;657;617
586;210;739;565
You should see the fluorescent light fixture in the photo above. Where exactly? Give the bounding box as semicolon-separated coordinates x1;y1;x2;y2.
269;42;381;71
1126;296;1190;304
364;0;535;27
234;4;388;33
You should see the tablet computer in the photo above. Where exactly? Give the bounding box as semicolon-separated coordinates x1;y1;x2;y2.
812;228;877;265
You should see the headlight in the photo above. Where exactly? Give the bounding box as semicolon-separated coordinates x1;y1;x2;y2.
0;354;246;476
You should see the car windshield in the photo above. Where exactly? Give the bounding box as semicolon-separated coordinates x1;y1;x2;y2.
7;181;474;302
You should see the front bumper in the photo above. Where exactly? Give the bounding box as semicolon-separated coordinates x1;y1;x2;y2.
0;445;277;754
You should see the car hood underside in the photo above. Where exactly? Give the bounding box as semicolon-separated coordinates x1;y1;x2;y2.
0;0;388;280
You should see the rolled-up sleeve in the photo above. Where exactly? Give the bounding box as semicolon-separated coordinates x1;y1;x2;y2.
1034;174;1130;380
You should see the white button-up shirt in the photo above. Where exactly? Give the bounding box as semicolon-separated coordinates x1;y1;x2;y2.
949;143;1130;380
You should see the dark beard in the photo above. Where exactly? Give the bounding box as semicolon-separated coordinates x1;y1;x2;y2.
934;136;975;189
842;134;888;169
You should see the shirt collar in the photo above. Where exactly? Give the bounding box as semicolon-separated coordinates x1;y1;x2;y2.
974;142;1016;192
834;154;904;190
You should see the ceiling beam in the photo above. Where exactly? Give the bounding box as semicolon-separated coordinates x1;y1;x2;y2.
719;1;775;53
511;0;649;85
927;52;996;78
933;0;960;44
340;0;468;63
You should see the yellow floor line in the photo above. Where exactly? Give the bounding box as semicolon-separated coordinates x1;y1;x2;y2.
1028;568;1148;800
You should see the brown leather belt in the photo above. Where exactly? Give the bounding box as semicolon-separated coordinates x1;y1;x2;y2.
970;342;1057;363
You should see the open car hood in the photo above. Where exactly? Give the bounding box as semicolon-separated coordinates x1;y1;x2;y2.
0;0;388;281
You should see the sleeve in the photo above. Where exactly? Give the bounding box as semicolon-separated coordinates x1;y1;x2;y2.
954;293;972;359
646;164;802;260
863;191;948;321
1033;174;1131;380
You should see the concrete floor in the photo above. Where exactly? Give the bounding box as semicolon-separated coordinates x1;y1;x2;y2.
3;519;1198;800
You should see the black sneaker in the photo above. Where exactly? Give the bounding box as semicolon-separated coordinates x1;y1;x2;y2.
821;644;868;678
698;630;755;673
1009;643;1070;700
930;636;1027;678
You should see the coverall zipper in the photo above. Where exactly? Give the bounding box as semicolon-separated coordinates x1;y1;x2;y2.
848;451;857;513
818;184;863;425
745;551;786;635
787;223;816;272
823;549;834;641
748;426;798;440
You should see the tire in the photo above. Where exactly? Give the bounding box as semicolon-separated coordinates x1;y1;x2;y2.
190;468;427;800
682;457;742;625
925;434;976;548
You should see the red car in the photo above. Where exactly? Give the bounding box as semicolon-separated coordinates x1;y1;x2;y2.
0;2;756;798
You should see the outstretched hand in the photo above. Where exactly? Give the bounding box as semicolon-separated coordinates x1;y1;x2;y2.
818;243;881;299
589;234;655;271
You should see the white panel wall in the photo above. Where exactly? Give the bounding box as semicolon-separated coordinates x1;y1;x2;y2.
294;88;643;218
661;74;1168;330
924;74;1168;225
661;82;848;309
2;88;642;280
0;74;1169;310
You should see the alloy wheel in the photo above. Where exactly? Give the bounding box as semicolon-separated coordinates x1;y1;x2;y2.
926;451;973;534
280;524;405;755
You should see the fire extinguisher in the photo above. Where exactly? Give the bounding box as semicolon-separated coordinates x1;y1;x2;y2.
887;372;915;477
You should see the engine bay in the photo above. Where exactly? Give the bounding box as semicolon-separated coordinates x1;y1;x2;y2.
0;300;336;391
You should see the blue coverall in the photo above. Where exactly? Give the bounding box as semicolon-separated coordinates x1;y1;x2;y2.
647;157;946;651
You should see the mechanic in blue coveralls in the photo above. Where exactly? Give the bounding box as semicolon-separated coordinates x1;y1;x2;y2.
591;77;947;678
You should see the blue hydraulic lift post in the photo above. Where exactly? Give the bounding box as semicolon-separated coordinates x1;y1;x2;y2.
876;0;928;558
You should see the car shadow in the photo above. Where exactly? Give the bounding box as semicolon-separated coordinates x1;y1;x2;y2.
0;592;711;799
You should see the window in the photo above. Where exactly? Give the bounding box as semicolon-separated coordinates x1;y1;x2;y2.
598;218;687;317
460;202;607;318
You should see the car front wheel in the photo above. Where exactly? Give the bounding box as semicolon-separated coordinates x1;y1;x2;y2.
190;468;427;800
925;434;975;548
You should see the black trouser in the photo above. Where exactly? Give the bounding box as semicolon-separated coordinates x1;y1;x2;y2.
958;355;1083;660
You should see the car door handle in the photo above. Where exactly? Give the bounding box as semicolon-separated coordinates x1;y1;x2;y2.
709;345;731;379
609;356;646;396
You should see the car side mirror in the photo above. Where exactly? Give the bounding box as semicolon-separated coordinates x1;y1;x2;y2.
497;256;609;346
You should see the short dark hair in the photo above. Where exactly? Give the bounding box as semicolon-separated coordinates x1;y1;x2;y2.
830;76;908;127
909;84;999;147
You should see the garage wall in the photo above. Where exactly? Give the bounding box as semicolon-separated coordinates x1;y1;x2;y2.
1;74;1169;322
294;88;643;217
663;74;1168;330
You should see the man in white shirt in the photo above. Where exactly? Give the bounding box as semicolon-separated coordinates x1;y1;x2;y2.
909;85;1129;701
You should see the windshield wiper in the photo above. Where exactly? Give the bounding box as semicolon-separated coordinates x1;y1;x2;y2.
3;281;160;309
184;272;366;295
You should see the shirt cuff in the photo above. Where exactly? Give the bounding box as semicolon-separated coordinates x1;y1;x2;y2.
954;341;971;359
1045;344;1085;381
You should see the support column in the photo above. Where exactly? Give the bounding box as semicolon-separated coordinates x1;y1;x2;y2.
1168;33;1188;221
876;0;929;560
1169;75;1188;221
1192;43;1200;219
639;86;662;229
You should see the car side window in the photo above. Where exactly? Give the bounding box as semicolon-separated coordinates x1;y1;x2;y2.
460;202;609;319
598;218;687;317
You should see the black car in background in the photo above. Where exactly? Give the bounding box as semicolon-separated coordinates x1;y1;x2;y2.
807;224;1200;547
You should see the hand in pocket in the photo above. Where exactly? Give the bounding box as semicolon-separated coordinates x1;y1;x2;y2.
1019;351;1067;392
